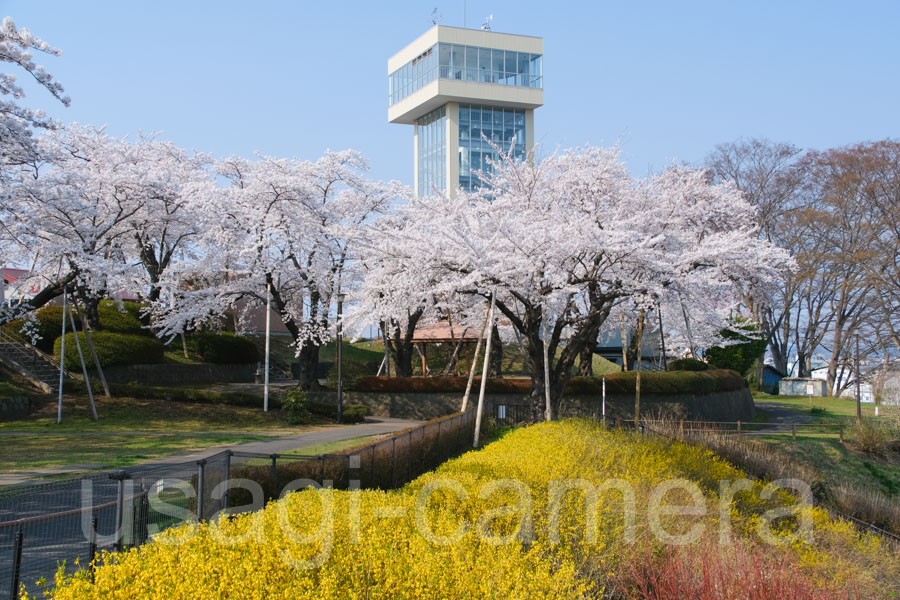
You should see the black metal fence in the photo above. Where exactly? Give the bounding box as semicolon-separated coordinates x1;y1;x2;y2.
0;410;476;599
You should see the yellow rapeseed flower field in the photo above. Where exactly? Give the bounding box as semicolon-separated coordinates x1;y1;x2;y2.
39;420;898;599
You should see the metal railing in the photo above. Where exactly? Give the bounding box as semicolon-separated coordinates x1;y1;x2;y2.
0;325;73;381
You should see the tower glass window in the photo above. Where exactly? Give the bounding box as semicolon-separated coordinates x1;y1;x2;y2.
458;104;525;191
416;106;446;197
389;43;542;106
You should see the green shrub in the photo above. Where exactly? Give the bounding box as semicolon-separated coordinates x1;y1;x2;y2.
308;400;368;423
343;404;368;423
282;389;310;424
186;332;259;364
667;358;709;372
97;300;147;335
704;320;766;376
54;332;164;370
849;419;892;455
325;359;374;390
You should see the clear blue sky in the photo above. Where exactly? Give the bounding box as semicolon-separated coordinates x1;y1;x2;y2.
4;0;898;183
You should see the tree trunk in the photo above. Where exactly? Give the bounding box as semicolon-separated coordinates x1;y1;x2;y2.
388;309;423;378
577;343;593;376
77;289;102;331
489;323;503;378
625;325;640;371
296;342;322;390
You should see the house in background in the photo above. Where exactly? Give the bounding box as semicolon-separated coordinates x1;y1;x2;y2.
761;364;784;394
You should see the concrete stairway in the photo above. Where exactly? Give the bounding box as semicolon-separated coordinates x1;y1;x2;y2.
0;329;66;394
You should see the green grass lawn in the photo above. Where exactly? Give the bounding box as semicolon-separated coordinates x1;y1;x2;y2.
752;392;898;421
3;431;274;475
0;393;317;433
0;387;334;477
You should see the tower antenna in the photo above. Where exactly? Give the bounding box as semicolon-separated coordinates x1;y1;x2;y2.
431;7;442;25
481;14;493;31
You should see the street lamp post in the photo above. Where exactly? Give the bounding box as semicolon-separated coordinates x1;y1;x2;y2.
336;292;346;425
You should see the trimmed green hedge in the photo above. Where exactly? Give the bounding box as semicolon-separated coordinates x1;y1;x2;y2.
54;332;164;370
353;370;747;396
667;358;709;372
97;300;147;335
308;400;368;424
7;301;147;353
186;332;259;364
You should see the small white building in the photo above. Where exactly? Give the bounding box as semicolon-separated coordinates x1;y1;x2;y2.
810;366;875;403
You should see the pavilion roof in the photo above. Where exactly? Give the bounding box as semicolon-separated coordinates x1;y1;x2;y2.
411;321;483;343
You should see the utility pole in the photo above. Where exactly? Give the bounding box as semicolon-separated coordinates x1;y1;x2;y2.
855;333;861;423
58;287;67;424
336;292;346;424
263;281;271;412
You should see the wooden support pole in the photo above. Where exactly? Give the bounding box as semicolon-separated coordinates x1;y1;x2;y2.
71;297;111;399
473;292;495;447
420;343;427;376
67;298;98;421
461;303;491;412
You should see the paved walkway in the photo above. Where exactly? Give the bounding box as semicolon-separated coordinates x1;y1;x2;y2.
748;401;816;434
0;417;421;487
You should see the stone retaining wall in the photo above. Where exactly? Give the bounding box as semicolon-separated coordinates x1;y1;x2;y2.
308;387;754;422
0;396;30;420
95;363;256;386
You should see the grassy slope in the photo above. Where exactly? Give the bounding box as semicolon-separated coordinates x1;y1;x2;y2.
753;392;900;498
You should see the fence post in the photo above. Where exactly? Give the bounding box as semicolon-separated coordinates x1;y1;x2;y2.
270;454;278;497
679;419;684;437
390;437;396;489
792;423;796;442
319;456;326;485
110;470;131;551
197;459;206;522
737;420;742;441
88;516;98;582
839;423;844;444
133;489;149;547
9;527;23;600
223;450;232;512
407;430;413;479
370;444;376;489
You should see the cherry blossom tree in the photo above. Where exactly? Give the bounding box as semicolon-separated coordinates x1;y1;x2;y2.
0;17;69;172
152;150;403;389
0;125;210;328
353;146;790;420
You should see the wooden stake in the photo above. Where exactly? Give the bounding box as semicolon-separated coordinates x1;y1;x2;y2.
473;292;495;447
70;298;111;399
57;289;67;424
67;298;98;421
634;308;645;428
461;302;491;413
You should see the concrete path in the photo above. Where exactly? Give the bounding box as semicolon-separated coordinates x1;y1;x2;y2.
0;417;421;487
746;401;816;435
128;416;422;470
